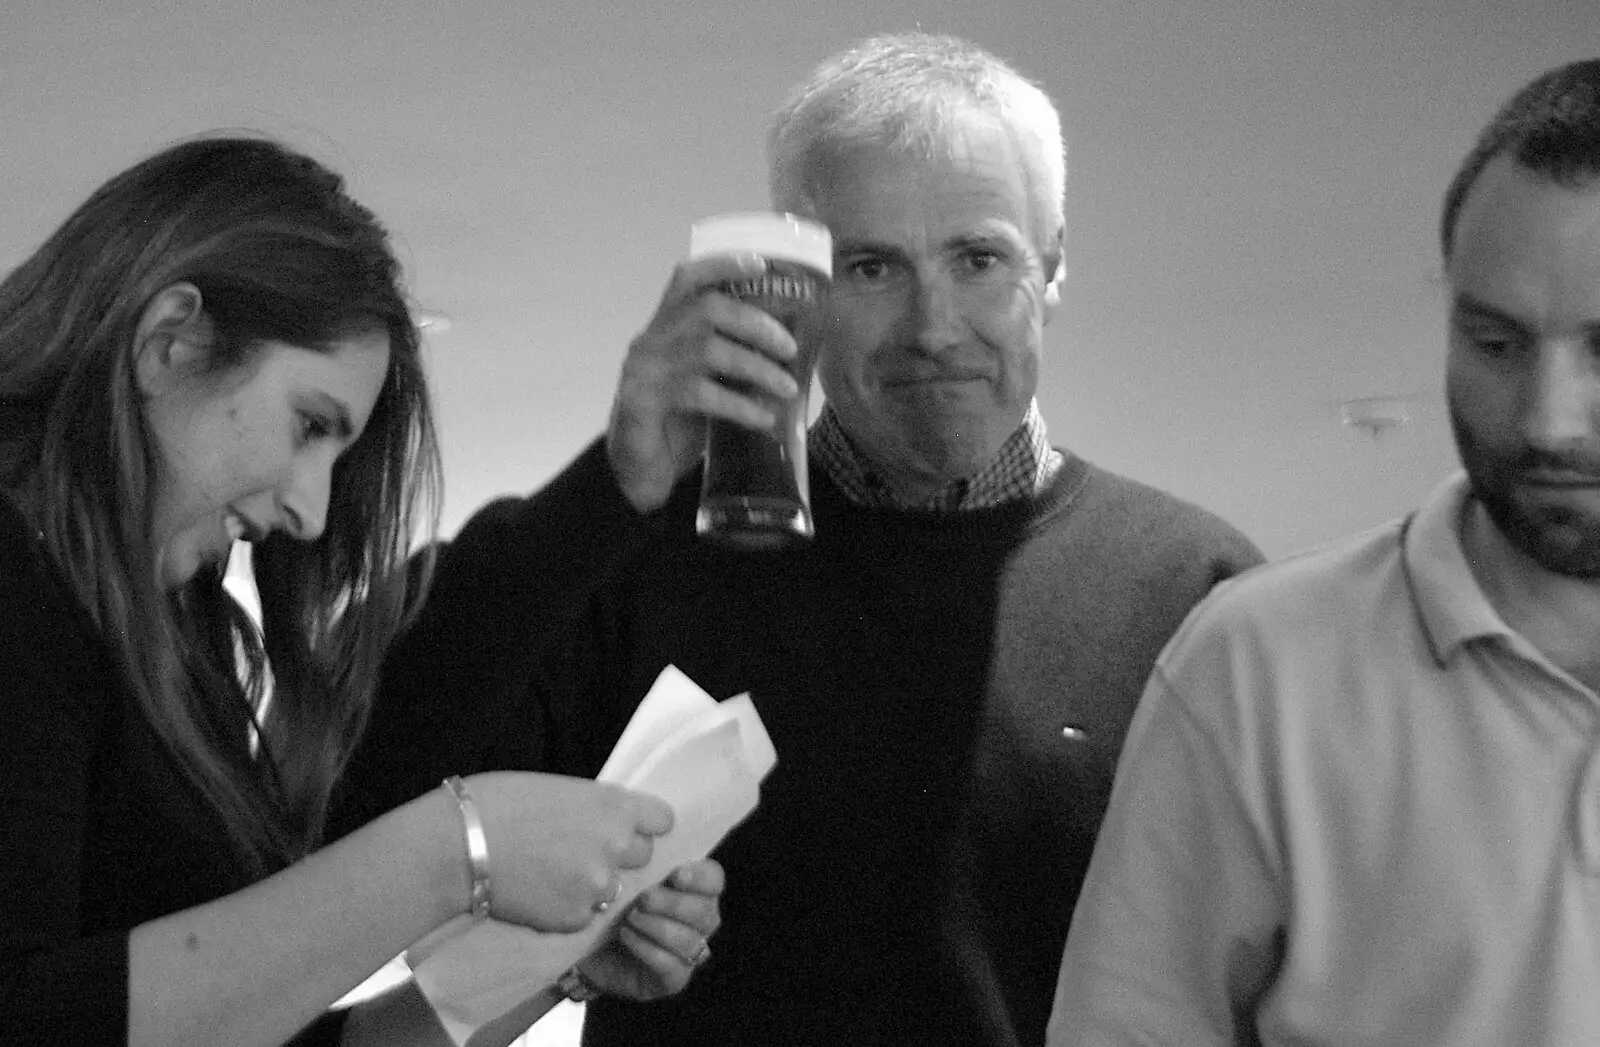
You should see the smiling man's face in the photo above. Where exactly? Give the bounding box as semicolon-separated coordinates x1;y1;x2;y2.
802;108;1062;501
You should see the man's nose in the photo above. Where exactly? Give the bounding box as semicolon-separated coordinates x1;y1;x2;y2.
908;272;964;354
1523;340;1600;454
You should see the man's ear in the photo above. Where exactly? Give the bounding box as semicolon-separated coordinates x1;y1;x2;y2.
1040;223;1066;323
133;283;208;395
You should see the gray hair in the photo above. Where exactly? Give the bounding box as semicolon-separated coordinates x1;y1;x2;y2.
767;33;1066;249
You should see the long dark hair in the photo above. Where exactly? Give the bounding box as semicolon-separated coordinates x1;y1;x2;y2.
0;136;441;873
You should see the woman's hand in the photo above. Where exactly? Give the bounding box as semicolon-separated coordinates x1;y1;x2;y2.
465;772;674;933
579;859;725;1001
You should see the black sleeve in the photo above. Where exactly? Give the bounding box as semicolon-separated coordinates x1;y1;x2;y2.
328;438;666;835
0;571;131;1043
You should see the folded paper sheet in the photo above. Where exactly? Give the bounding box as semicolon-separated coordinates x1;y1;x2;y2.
407;665;777;1046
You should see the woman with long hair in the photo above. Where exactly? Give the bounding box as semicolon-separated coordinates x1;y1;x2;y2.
0;136;721;1046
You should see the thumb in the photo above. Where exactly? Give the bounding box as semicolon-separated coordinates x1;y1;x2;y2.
628;791;676;836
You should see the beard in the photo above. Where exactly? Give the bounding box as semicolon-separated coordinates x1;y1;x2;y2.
1451;405;1600;578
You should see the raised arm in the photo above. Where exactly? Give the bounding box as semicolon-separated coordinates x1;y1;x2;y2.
332;251;803;826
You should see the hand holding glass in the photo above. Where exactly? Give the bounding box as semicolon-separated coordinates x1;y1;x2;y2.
688;213;832;550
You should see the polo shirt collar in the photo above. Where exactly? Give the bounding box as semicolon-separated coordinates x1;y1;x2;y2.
1404;471;1514;664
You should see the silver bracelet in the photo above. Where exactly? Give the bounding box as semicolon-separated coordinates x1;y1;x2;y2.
441;775;492;920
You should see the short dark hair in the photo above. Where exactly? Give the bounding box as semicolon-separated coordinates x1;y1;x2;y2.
1441;58;1600;259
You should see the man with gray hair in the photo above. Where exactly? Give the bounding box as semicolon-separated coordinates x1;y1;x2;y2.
341;31;1258;1046
587;33;1258;1045
1048;58;1600;1047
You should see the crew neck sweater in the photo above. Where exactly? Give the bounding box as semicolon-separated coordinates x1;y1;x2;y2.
337;439;1262;1047
576;450;1260;1047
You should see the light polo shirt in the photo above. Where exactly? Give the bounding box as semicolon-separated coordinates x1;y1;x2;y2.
1048;472;1600;1047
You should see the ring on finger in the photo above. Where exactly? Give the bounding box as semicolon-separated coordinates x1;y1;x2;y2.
688;937;711;967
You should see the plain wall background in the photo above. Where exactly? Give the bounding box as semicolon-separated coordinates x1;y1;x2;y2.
5;0;1593;557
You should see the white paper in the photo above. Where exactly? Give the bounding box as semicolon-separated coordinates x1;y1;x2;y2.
407;665;776;1046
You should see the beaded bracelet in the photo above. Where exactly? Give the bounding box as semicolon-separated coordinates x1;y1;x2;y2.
441;775;492;921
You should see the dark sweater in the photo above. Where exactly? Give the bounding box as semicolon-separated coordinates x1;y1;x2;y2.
0;496;343;1046
337;439;1263;1047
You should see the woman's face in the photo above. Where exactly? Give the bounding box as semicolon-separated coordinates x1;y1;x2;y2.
142;330;392;589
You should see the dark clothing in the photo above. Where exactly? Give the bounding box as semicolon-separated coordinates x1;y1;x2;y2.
330;438;665;821
337;438;1263;1046
0;495;343;1046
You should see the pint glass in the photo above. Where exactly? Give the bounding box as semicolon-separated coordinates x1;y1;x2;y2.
689;212;832;550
